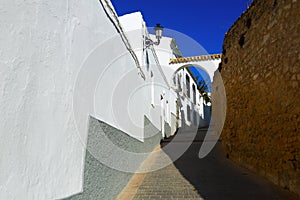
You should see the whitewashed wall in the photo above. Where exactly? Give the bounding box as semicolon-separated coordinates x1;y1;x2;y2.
115;12;174;139
168;58;220;127
0;0;117;199
0;0;217;198
0;0;118;199
150;37;181;134
151;40;208;128
170;60;220;84
0;1;173;199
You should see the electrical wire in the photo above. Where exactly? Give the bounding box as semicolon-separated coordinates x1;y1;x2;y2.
99;0;146;80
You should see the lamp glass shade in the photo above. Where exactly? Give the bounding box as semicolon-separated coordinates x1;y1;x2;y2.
154;24;163;39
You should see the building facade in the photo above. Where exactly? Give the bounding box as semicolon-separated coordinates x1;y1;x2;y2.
0;0;220;199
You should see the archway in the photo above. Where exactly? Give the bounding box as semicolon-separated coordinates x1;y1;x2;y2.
169;54;221;82
164;54;226;158
169;63;214;129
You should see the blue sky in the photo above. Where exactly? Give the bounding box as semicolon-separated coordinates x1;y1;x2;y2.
111;0;250;55
111;0;250;89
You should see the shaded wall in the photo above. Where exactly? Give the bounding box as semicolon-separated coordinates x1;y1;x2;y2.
220;0;300;196
66;116;162;200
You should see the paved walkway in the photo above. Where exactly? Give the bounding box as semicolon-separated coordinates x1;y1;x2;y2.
117;128;299;200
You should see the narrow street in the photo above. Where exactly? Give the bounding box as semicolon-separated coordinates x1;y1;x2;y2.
118;128;299;200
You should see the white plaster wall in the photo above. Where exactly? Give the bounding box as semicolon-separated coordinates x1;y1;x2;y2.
0;0;197;198
151;36;179;89
148;36;179;131
149;36;219;129
169;59;220;84
0;1;164;199
172;67;208;127
167;58;220;127
106;12;172;139
118;14;183;137
119;12;144;66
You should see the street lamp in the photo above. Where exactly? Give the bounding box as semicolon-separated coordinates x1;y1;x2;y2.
145;24;164;48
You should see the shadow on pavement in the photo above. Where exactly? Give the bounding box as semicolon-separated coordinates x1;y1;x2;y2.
161;128;299;200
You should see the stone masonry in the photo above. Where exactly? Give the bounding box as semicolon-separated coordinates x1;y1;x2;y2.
218;0;300;197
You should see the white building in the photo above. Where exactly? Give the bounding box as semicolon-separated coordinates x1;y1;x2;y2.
148;34;221;134
0;0;220;199
168;54;222;129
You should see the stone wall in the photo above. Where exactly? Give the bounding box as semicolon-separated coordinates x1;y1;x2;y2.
220;0;300;196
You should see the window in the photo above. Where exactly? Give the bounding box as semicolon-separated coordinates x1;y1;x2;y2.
177;74;182;90
186;74;190;98
187;105;191;122
192;84;196;104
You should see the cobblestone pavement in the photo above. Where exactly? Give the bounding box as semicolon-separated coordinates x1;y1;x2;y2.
132;163;203;200
117;128;299;200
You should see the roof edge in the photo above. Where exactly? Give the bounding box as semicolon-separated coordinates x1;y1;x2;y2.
169;54;222;64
